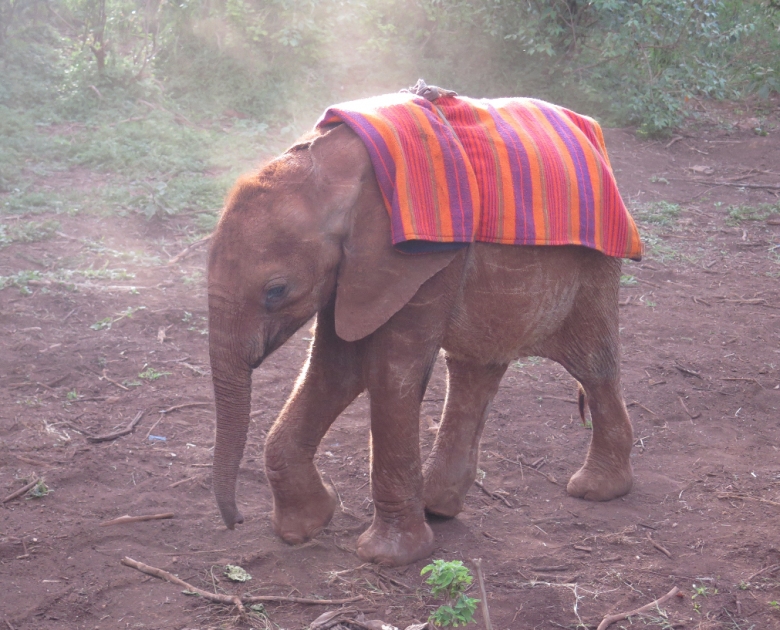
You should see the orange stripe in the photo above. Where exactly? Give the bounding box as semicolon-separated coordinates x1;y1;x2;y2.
469;100;516;243
359;109;417;239
494;100;547;243
406;103;457;239
526;102;581;247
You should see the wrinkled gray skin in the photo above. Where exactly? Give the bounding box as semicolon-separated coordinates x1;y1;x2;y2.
208;123;634;567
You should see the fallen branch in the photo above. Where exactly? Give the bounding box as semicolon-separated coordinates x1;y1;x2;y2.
145;414;165;439
86;411;145;443
596;586;680;630
669;177;780;190
2;477;40;504
159;402;213;414
474;480;513;508
718;492;780;508
486;451;558;485
168;476;200;488
121;556;246;616
471;558;493;630
646;533;673;559
627;401;657;415
720;377;763;388
121;556;363;612
168;236;212;265
100;513;174;527
242;594;364;605
677;396;701;420
102;370;130;391
746;564;780;582
674;364;702;379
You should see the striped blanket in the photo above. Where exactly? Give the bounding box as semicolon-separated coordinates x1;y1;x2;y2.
317;92;643;260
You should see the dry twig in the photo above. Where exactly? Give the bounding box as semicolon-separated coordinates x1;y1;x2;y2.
242;594;363;605
2;477;40;504
718;492;780;508
168;236;212;265
121;556;247;616
100;513;174;527
627;401;657;415
122;555;364;612
474;480;513;508
677;396;701;420
86;411;145;443
646;533;673;559
746;564;780;582
159;402;212;414
596;586;680;630
471;558;493;630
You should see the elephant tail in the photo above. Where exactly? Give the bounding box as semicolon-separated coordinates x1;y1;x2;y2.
577;381;590;427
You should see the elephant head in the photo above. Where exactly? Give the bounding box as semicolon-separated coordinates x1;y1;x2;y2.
207;124;459;529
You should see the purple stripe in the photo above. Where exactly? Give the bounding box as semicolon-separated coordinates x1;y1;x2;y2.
321;108;406;242
533;101;596;247
485;102;535;244
414;100;475;241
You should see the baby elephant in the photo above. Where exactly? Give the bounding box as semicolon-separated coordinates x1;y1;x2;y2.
208;96;638;566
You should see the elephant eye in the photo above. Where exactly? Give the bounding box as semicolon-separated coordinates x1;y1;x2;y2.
264;284;287;309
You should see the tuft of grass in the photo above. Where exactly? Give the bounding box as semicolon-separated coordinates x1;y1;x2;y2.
632;201;682;226
0;219;60;248
27;480;52;499
138;367;172;381
725;202;780;225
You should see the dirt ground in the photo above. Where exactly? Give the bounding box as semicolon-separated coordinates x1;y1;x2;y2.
2;101;780;630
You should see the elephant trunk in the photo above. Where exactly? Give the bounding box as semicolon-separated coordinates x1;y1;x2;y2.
209;313;254;529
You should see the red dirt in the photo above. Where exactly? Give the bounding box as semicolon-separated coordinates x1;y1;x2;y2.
2;104;780;630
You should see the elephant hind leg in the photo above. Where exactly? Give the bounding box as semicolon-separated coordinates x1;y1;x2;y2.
423;356;508;517
565;378;633;501
547;259;634;501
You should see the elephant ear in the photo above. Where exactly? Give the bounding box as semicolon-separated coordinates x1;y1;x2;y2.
309;125;460;342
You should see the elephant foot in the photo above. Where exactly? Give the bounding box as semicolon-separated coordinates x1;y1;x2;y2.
271;484;337;544
422;458;477;518
566;461;633;501
356;516;435;566
423;484;466;518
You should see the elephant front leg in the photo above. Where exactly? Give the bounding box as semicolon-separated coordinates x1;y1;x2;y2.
265;310;363;544
566;379;633;501
357;391;435;566
423;356;508;517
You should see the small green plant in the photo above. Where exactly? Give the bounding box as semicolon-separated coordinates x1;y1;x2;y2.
770;600;780;610
27;480;52;499
649;175;669;185
138;367;172;381
620;274;638;286
0;219;61;248
224;564;252;582
633;201;682;226
692;583;717;599
66;389;79;401
421;560;479;627
90;317;112;331
726;202;780;225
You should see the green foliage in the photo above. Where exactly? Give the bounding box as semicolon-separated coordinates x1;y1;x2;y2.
421;560;480;627
138;366;172;381
726;201;780;225
633;201;682;226
0;220;61;247
224;564;252;582
1;0;778;207
27;480;52;498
